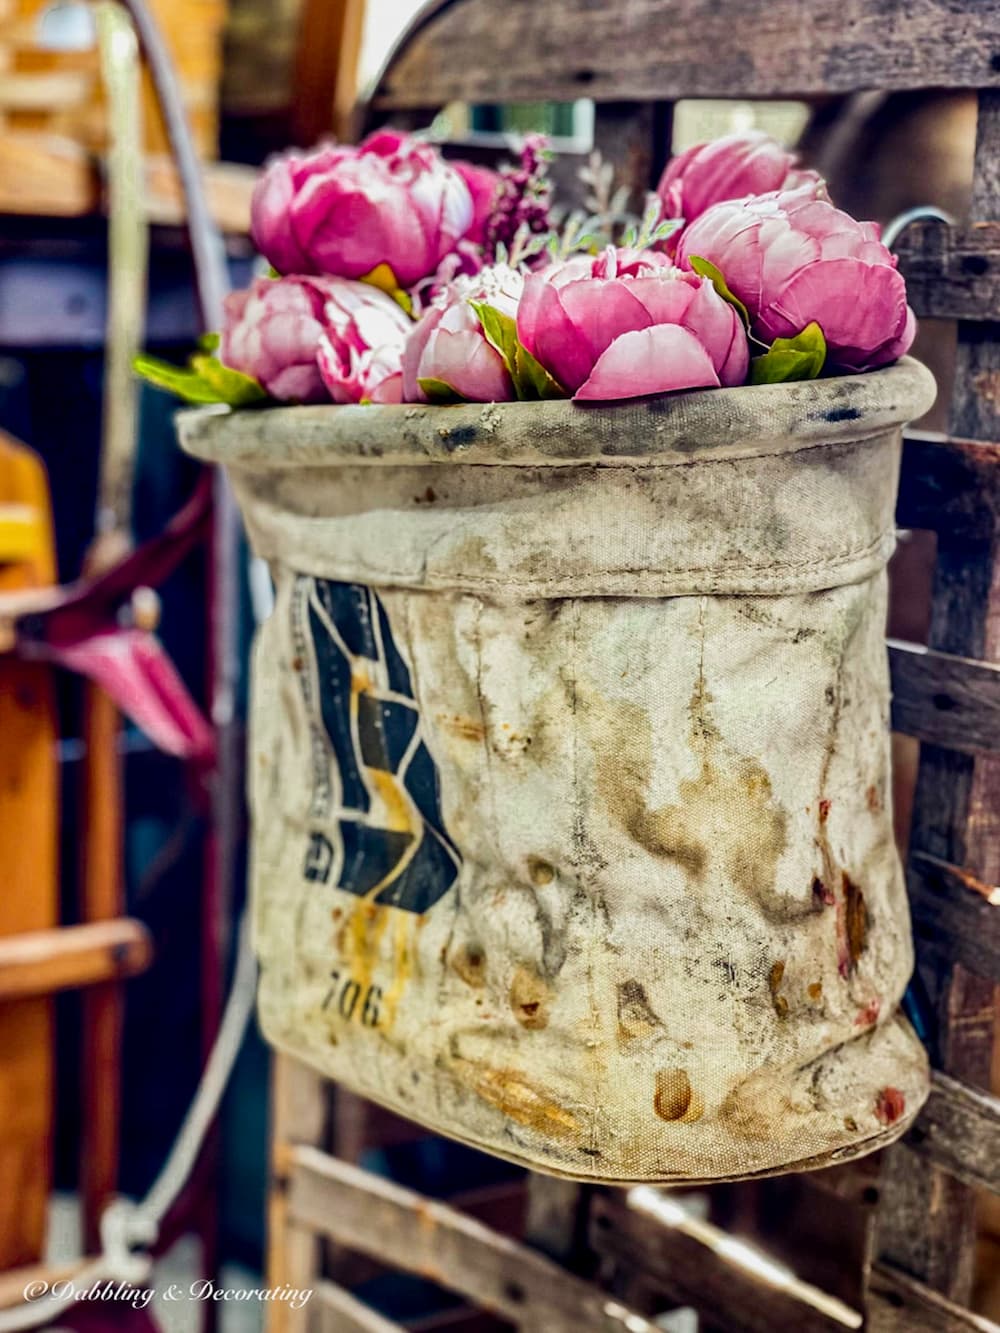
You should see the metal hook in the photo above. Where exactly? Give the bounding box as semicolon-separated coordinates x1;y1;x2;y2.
883;205;953;254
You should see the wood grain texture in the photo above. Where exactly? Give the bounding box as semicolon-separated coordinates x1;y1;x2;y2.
867;1263;1000;1333
0;920;152;1000
287;1146;655;1333
897;431;1000;539
889;638;1000;754
592;102;671;211
907;851;1000;982
896;222;1000;322
267;1053;329;1333
906;1071;1000;1194
587;1192;852;1333
372;0;1000;109
313;1282;407;1333
0;431;57;1271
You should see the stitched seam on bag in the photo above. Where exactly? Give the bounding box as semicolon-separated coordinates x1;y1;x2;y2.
277;531;895;590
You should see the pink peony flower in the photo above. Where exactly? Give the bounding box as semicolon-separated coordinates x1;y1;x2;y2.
675;184;915;371
516;247;749;400
316;280;412;404
657;130;821;228
402;265;521;403
249;143;347;278
221;274;410;403
454;161;500;246
250;131;474;287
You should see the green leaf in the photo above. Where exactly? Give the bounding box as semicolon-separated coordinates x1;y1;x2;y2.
197;331;221;353
133;351;266;406
468;300;567;401
468;300;520;367
749;322;827;385
418;376;466;405
688;255;751;330
190;354;268;405
512;341;566;400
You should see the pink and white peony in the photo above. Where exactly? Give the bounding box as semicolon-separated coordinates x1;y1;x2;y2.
221;274;410;403
250;131;475;287
316;280;411;404
402;264;523;403
516;247;749;400
675;183;915;371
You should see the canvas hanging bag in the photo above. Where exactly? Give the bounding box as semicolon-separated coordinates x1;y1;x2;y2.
180;356;936;1184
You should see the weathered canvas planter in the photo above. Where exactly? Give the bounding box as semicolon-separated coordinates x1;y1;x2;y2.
180;357;936;1183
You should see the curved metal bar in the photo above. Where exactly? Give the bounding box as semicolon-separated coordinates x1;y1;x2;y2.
883;204;954;254
115;0;230;327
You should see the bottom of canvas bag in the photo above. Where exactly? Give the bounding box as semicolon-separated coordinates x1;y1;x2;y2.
257;983;929;1185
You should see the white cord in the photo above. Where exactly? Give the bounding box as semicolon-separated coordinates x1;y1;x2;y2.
0;909;257;1331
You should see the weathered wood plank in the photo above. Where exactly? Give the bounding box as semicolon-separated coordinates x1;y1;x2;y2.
907;850;1000;982
287;1145;656;1333
867;1263;1000;1333
268;1055;330;1333
313;1281;407;1333
889;638;1000;754
898;431;1000;538
592;102;671;212
895;222;1000;322
0;920;152;1000
372;0;1000;109
906;1071;1000;1195
588;1190;859;1333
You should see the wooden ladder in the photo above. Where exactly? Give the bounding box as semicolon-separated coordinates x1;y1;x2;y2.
0;430;151;1303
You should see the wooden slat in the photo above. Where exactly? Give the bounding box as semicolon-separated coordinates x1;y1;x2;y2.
372;0;1000;109
0;919;152;1000
592;101;671;212
895;222;1000;322
0;136;254;231
313;1282;408;1333
867;1264;1000;1333
587;1191;855;1333
287;1145;656;1333
906;1071;1000;1195
268;1054;329;1333
907;850;1000;982
889;638;1000;754
898;431;1000;537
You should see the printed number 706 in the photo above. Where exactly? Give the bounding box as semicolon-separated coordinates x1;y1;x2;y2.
321;970;382;1027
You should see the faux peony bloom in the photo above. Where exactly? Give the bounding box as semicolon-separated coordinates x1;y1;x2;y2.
250;131;475;287
221;274;409;403
675;183;915;371
402;265;522;403
316;280;412;404
516;247;749;400
657;130;821;228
